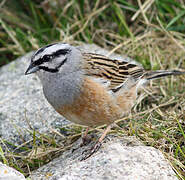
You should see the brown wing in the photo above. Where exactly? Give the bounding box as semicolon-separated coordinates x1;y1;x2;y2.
82;53;145;91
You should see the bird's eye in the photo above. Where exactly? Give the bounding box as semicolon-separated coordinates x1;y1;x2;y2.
43;55;52;62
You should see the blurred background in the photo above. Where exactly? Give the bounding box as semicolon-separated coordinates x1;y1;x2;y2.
0;0;185;68
0;0;185;178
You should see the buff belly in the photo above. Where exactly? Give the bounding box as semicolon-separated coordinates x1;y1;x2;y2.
56;77;123;127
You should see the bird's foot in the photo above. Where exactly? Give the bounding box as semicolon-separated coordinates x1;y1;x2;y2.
80;135;91;147
71;135;92;153
80;141;102;161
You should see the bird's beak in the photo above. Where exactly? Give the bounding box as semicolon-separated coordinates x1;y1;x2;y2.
25;63;39;75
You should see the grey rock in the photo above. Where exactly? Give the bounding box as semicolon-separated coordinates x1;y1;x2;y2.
0;162;26;180
30;135;177;180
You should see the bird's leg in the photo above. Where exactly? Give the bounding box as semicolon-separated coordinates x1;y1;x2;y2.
72;127;90;153
97;123;113;143
81;127;90;146
81;123;113;160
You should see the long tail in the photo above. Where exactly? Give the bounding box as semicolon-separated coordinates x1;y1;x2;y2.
142;70;185;80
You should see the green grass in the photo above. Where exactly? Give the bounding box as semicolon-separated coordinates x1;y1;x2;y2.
0;0;185;179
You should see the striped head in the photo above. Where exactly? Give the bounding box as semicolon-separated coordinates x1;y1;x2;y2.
25;43;82;76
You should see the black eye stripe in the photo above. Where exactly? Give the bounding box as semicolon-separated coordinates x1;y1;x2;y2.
53;49;70;57
43;54;53;61
31;55;51;66
37;58;68;73
33;58;44;66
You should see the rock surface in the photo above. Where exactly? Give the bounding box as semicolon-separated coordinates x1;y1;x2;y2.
30;135;177;180
0;162;26;180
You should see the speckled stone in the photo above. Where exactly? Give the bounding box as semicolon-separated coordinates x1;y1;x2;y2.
30;135;178;180
0;162;26;180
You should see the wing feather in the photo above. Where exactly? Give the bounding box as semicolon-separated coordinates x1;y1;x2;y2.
83;53;145;91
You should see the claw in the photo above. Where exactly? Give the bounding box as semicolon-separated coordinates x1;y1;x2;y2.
80;124;113;160
80;141;102;161
72;136;92;153
80;136;91;147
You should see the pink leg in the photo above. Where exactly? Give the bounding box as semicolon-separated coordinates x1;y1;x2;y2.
97;124;113;143
82;127;89;140
81;127;90;146
72;127;90;152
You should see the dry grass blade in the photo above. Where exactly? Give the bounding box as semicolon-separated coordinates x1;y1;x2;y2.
0;18;25;54
71;4;109;38
107;32;151;56
131;0;155;21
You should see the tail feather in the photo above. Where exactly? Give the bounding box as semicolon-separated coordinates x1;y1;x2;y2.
143;70;185;80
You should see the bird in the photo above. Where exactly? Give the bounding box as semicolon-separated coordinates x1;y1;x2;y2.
25;43;185;159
